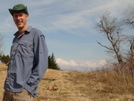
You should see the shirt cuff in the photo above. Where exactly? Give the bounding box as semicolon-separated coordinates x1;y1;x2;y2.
24;83;37;97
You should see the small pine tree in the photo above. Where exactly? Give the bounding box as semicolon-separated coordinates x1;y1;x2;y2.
0;54;10;64
48;53;60;70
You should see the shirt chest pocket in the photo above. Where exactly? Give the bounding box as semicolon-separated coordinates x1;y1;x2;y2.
17;40;34;58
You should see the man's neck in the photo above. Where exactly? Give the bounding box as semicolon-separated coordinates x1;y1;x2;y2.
18;25;28;35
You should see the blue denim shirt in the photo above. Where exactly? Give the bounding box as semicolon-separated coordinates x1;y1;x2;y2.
4;26;48;97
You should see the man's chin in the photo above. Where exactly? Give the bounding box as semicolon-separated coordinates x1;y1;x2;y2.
17;26;23;29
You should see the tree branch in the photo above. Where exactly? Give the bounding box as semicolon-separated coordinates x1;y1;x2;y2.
97;41;113;50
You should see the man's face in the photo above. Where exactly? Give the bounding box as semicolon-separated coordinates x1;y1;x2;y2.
13;12;28;29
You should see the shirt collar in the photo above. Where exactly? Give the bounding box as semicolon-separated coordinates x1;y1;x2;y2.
26;26;32;32
14;26;32;37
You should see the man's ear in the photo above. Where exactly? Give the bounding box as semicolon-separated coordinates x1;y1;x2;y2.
26;14;29;19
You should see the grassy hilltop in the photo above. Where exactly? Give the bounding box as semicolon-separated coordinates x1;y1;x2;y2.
0;63;134;101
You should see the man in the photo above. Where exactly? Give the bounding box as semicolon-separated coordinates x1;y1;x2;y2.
2;4;48;101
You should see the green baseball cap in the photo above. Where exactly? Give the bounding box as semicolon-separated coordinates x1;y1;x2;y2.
9;4;29;16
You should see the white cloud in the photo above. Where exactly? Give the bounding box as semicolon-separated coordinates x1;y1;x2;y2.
1;17;16;33
79;60;106;68
56;58;107;72
2;0;134;34
56;58;78;67
27;0;134;34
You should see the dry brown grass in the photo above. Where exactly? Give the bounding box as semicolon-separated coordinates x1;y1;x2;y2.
91;69;134;94
0;63;134;101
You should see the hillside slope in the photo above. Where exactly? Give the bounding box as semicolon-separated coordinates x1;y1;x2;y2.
0;64;91;101
0;64;134;101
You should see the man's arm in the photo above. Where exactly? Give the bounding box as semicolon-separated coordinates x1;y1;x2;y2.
24;30;48;95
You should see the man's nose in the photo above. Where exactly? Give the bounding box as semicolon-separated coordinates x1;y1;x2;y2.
16;16;21;20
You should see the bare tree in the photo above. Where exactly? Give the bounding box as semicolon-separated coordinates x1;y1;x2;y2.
124;12;134;28
123;14;134;59
96;12;123;63
0;33;3;56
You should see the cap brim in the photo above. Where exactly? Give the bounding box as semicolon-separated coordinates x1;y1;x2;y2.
9;9;14;15
8;9;28;16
